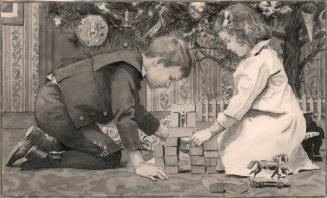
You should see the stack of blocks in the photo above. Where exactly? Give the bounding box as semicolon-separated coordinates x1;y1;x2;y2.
154;104;224;174
204;136;224;173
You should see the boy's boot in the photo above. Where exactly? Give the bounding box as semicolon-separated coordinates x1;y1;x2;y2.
6;126;62;167
19;145;62;170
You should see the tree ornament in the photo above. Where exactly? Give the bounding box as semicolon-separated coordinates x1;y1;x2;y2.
96;2;110;13
122;10;131;28
132;2;140;8
188;2;206;20
53;16;62;27
143;6;167;39
123;42;129;48
76;15;109;47
148;10;154;17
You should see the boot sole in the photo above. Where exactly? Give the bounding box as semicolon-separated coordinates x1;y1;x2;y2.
6;141;28;167
6;126;34;167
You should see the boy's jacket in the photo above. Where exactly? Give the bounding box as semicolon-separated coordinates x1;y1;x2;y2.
53;50;143;128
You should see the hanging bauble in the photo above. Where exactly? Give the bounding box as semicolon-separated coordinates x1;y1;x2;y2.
132;2;140;7
148;10;154;17
53;16;62;27
188;2;206;20
123;42;129;48
76;15;109;47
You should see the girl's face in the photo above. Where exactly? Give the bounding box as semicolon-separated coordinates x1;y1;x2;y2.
218;31;250;57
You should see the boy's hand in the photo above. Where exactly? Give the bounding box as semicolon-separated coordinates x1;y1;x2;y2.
192;128;213;146
135;162;169;181
154;125;169;141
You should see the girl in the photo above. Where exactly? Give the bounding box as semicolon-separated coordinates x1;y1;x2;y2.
192;4;318;176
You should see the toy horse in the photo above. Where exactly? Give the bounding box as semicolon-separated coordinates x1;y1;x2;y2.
247;153;290;180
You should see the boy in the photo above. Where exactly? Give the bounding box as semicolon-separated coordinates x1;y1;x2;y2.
7;36;192;181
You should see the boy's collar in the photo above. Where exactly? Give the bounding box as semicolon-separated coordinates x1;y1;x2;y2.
248;39;271;57
138;53;147;78
141;67;147;78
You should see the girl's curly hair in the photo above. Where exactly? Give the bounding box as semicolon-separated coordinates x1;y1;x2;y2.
213;4;272;48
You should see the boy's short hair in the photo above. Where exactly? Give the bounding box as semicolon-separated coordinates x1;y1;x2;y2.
144;36;192;78
213;4;272;47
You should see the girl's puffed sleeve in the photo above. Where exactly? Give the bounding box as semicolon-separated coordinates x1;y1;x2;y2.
217;54;273;128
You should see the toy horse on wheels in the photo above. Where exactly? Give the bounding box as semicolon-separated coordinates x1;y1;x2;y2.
248;154;290;188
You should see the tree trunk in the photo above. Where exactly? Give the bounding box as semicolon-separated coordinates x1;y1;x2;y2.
282;8;304;97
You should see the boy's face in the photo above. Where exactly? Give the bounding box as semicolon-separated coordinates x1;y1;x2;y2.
143;56;184;89
218;31;250;57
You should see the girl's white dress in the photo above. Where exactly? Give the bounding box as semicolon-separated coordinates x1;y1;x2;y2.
216;40;318;176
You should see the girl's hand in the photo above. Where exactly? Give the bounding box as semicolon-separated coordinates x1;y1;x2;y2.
135;162;169;181
154;125;169;141
192;128;213;146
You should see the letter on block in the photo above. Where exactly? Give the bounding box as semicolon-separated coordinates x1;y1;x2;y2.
204;136;218;150
169;127;194;137
190;146;204;156
165;137;178;147
205;157;217;166
186;112;196;127
153;144;164;158
202;176;225;193
191;156;205;165
165;146;177;156
170;112;179;127
165;156;178;165
206;166;217;174
204;151;219;158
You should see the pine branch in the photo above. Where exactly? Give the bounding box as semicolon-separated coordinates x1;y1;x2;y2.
198;50;235;72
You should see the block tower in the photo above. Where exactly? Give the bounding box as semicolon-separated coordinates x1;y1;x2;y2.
154;104;223;174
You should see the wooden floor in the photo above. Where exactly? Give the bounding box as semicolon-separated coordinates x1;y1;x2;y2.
1;128;326;197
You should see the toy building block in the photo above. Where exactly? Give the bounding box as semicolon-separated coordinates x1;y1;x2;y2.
180;137;191;151
204;136;218;150
171;104;196;113
224;179;249;193
205;157;217;166
216;157;225;172
178;150;191;172
186;112;196;127
191;141;200;147
155;157;165;168
202;176;225;193
165;146;178;156
204;151;219;158
165;156;178;165
190;146;204;156
206;166;217;174
170;112;179;127
153;144;164;158
168;127;194;137
191;156;205;165
191;165;206;174
165;137;178;147
165;166;179;174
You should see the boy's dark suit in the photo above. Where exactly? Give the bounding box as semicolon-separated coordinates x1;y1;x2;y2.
33;50;160;168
